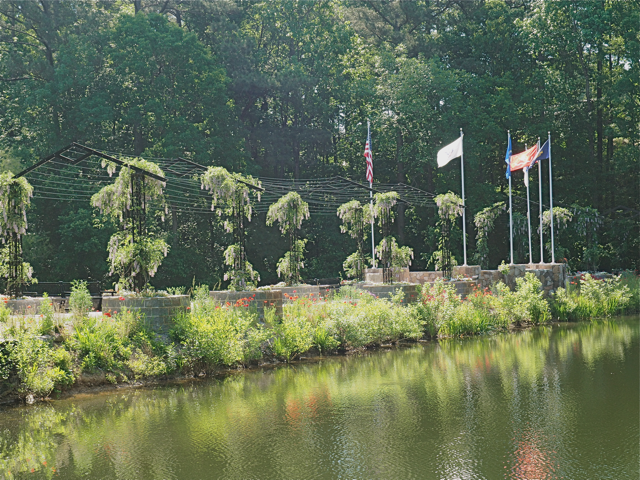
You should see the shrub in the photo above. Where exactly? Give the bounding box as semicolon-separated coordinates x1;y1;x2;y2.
38;293;55;335
66;310;147;373
272;314;314;361
416;279;461;335
552;273;631;321
69;315;130;372
69;280;93;318
492;273;550;325
438;301;494;336
8;330;73;396
620;271;639;313
171;298;264;369
0;298;10;324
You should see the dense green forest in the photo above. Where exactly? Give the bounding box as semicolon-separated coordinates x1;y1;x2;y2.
0;0;637;289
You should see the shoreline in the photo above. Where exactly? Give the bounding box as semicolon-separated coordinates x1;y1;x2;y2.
3;318;634;409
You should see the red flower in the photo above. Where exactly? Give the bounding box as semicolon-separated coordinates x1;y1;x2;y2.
27;305;31;308
104;312;111;317
119;296;125;301
186;306;191;310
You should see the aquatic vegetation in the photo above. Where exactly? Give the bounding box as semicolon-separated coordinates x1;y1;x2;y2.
6;328;74;396
552;273;632;321
1;271;637;400
171;293;267;369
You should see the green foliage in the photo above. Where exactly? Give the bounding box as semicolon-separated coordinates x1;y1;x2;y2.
266;192;310;235
376;237;413;268
38;293;54;335
343;252;371;279
473;202;505;268
0;172;32;238
223;244;259;291
7;330;73;396
202;166;261;290
92;158;168;292
171;295;266;369
275;240;308;286
337;200;373;281
267;193;310;286
492;273;550;325
552;273;632;321
372;192;398;226
0;298;10;324
69;280;92;319
106;232;169;292
434;192;464;221
498;261;510;275
272;314;314;362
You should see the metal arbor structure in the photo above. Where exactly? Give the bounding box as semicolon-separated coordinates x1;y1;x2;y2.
6;183;25;297
16;143;437;287
16;143;168;292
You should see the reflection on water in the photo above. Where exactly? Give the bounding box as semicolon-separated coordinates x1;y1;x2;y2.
0;318;638;479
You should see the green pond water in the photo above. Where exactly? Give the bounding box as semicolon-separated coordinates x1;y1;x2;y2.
0;318;638;480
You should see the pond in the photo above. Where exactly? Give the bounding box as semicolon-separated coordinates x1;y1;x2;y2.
1;317;638;479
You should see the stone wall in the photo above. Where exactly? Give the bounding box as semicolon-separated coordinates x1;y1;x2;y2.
102;295;190;334
354;284;420;303
278;285;327;302
210;290;283;320
452;265;481;279
477;263;567;296
364;267;412;284
408;271;444;284
5;297;67;315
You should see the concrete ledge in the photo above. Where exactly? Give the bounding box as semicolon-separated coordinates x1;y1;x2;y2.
102;295;190;334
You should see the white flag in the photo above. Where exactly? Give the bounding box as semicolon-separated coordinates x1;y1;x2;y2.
524;167;529;187
437;136;463;167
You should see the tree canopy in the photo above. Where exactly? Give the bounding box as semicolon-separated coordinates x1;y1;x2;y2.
0;0;636;289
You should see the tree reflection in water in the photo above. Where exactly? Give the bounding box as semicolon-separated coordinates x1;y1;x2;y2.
0;318;637;479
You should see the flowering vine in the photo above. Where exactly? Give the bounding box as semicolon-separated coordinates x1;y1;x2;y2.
337;200;373;280
201;166;262;290
0;172;36;296
91;158;168;292
267;192;310;285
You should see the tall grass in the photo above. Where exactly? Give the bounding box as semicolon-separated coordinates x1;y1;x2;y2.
3;271;637;399
552;273;632;321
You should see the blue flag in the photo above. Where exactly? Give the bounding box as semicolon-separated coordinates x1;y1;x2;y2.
534;139;550;163
505;135;512;179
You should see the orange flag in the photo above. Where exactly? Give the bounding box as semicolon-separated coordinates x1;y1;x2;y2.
509;145;538;172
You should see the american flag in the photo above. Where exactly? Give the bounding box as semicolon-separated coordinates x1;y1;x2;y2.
364;123;373;183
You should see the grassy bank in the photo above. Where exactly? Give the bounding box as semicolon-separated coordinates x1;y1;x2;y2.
0;273;637;401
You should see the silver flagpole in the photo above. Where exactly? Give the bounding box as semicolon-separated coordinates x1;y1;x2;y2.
538;138;544;263
548;131;555;263
508;131;514;264
525;143;532;264
460;128;467;265
369;120;376;268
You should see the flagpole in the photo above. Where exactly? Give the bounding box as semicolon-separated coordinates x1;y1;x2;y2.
538;138;544;263
369;120;376;268
508;131;514;265
548;131;555;263
525;143;532;265
460;128;467;265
